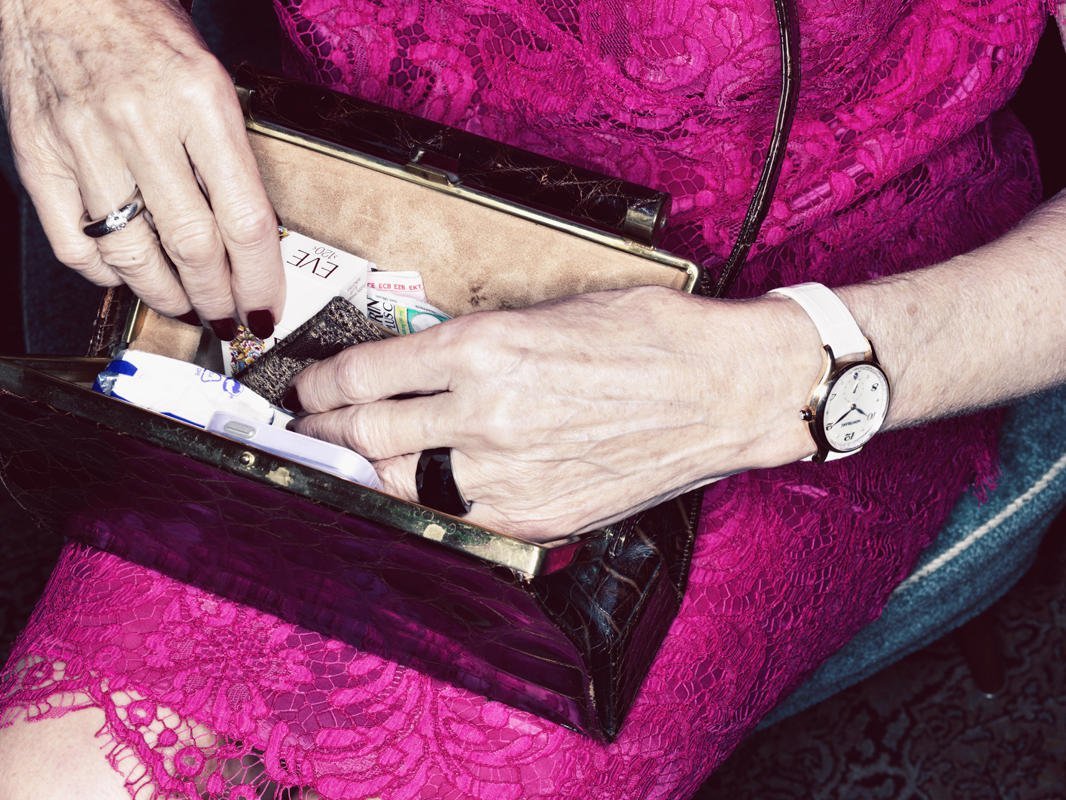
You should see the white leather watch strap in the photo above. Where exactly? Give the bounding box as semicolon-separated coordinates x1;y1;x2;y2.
820;447;849;461
768;282;870;359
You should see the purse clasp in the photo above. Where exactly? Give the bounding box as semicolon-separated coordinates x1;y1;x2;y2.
405;148;461;186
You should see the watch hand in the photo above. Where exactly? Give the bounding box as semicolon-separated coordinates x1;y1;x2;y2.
832;404;858;426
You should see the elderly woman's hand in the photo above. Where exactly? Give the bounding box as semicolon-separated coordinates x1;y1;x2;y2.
0;0;283;338
290;286;818;543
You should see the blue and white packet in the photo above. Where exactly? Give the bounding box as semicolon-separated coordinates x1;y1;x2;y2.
93;350;293;429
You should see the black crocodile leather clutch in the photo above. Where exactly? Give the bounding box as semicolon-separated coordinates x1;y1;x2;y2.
0;68;736;740
237;67;671;246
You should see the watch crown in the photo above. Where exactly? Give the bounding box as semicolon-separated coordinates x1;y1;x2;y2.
800;408;814;422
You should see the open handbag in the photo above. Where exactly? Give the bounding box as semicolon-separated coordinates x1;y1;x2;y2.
0;23;797;741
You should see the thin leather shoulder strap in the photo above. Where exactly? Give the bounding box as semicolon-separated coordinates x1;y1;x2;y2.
701;0;800;298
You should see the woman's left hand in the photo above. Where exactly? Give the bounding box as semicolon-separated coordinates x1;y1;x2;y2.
289;285;816;542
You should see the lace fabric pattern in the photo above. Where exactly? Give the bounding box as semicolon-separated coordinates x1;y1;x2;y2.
0;1;1047;798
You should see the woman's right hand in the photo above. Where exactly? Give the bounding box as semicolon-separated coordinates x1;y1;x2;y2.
0;0;284;339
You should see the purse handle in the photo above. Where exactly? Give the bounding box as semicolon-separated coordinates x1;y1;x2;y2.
702;0;800;298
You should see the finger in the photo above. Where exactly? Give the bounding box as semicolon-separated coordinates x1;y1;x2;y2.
293;394;457;460
461;506;561;543
184;86;284;327
373;454;419;503
292;329;456;413
123;137;236;323
67;135;192;315
90;214;191;316
375;451;475;519
19;167;122;288
376;450;558;543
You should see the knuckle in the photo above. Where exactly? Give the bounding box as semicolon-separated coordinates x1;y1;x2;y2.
378;457;405;482
415;410;438;445
333;351;368;403
289;368;314;405
161;217;224;268
345;408;385;455
187;53;232;89
375;460;406;495
51;102;95;140
221;203;277;251
372;457;413;502
101;91;151;129
292;413;320;441
51;240;99;272
171;54;232;106
448;322;490;371
9;131;59;176
292;361;335;414
450;315;488;350
478;396;516;447
114;259;159;283
451;317;513;375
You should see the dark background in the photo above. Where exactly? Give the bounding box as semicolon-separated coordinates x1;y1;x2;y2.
0;158;22;352
1013;21;1066;196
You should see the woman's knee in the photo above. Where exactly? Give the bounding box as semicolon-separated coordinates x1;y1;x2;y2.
0;709;132;800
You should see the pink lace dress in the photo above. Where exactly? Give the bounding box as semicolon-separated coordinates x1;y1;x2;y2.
0;1;1048;798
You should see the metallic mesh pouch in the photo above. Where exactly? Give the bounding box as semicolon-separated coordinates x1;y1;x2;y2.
238;296;392;406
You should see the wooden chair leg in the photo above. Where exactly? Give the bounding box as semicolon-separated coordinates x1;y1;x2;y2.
955;608;1006;696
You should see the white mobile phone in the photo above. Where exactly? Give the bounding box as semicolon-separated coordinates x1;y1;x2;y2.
207;412;383;490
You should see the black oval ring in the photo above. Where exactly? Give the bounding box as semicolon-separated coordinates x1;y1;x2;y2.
416;447;471;516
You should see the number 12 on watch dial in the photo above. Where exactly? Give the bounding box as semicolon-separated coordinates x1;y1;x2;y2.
822;364;890;452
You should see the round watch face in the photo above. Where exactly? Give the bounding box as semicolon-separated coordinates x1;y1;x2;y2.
821;364;890;452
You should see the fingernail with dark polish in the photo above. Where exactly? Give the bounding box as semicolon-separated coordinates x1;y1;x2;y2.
248;309;275;340
285;417;298;432
280;386;303;414
175;311;201;327
209;318;238;341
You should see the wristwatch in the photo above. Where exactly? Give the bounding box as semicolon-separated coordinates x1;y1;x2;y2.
769;282;891;463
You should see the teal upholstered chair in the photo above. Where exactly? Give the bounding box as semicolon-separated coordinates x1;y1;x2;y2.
762;385;1066;725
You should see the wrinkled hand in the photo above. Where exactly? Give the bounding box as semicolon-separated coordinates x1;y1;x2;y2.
0;0;283;335
291;286;817;542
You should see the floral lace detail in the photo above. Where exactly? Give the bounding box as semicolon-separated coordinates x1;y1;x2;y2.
274;0;1044;285
1;1;1047;798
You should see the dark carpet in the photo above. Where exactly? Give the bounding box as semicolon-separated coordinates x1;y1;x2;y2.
696;515;1066;800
